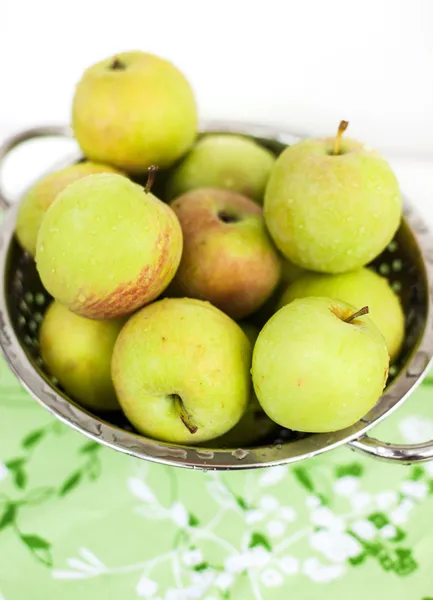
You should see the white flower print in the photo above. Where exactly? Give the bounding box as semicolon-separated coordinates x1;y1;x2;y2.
258;495;279;511
170;502;189;528
309;530;361;563
310;507;344;532
303;557;346;582
214;572;234;591
260;568;284;587
375;491;398;510
333;476;359;496
305;495;321;509
399;415;433;443
400;480;428;500
182;549;203;567
279;506;296;522
0;462;8;482
258;465;288;487
266;519;286;538
350;519;376;541
136;574;158;598
225;546;271;574
379;524;397;540
425;461;433;476
245;509;265;525
128;478;156;503
390;498;415;525
350;491;372;512
278;555;299;575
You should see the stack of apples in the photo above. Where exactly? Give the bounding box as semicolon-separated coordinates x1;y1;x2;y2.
15;51;404;447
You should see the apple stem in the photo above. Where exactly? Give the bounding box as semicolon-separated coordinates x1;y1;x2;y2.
333;120;349;155
174;395;198;434
145;165;159;194
344;305;369;323
110;57;126;71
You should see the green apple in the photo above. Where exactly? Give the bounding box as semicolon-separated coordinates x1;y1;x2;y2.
40;301;123;411
36;172;182;319
16;161;121;256
264;121;402;273
252;296;389;433
278;267;404;361
167;134;276;203
169;188;282;319
111;298;252;444
72;51;198;173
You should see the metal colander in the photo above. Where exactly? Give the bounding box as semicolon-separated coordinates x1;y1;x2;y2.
1;122;433;470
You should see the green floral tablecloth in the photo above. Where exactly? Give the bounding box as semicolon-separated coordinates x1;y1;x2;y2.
1;356;433;600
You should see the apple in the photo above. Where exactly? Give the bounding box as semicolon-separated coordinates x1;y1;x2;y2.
252;297;389;433
16;161;121;256
264;121;402;273
169;188;282;319
72;51;198;173
278;267;404;361
167;134;276;203
36;172;182;319
40;301;123;411
111;297;252;444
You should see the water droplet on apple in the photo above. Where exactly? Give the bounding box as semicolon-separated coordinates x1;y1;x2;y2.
78;294;86;303
91;258;96;265
360;226;365;233
111;226;117;232
108;273;114;280
39;244;45;252
90;230;96;236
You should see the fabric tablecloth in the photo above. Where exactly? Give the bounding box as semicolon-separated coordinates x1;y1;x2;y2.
1;355;433;600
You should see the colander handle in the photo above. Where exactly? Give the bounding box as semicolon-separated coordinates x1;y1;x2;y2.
348;435;433;464
0;125;73;211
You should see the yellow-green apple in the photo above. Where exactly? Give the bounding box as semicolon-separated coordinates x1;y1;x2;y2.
36;172;182;319
72;51;198;173
264;121;402;273
111;298;252;444
252;297;389;433
278;267;404;361
16;161;121;256
40;301;123;411
169;188;282;319
167;134;275;203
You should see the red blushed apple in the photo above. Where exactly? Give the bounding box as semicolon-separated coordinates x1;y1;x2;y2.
169;188;282;319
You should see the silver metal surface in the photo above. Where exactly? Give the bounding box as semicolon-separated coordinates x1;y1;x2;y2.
1;122;433;469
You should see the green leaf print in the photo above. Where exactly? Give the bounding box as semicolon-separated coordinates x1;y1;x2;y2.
348;552;367;566
188;513;200;527
5;458;27;490
23;487;55;506
235;496;249;510
292;467;314;492
368;512;389;529
79;441;100;454
409;466;425;481
249;532;272;552
193;562;209;572
20;534;52;567
336;462;364;478
0;503;17;530
21;429;46;450
59;471;82;496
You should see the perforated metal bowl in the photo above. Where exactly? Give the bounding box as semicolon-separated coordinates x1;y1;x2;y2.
1;122;433;470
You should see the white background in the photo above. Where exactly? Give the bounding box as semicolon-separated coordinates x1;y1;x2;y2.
1;0;432;220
